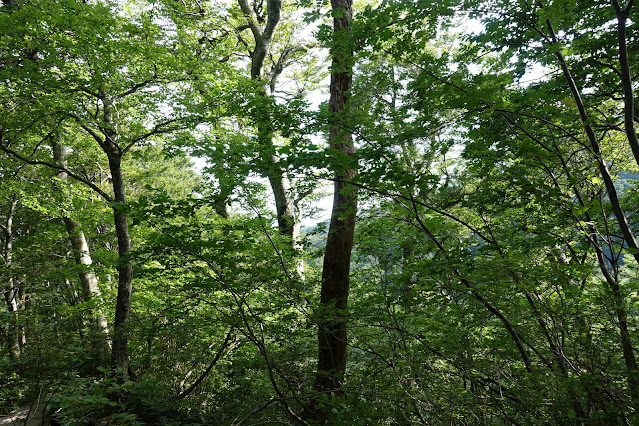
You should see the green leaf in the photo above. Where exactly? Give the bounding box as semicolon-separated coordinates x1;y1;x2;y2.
571;205;589;215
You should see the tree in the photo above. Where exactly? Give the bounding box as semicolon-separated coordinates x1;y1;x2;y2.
314;0;357;403
203;0;322;266
337;0;639;421
460;0;639;414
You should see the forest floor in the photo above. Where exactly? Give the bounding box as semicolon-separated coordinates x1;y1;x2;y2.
0;400;49;426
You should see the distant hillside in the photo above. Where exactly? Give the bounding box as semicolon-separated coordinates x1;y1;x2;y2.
617;171;639;193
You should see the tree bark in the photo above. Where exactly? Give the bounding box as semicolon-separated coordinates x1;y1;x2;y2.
96;94;134;379
213;183;233;218
314;0;356;396
107;154;134;378
4;285;21;359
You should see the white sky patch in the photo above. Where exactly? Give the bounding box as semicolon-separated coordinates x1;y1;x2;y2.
458;17;484;35
519;62;553;86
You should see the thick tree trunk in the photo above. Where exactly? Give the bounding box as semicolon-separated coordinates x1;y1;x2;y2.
52;141;110;348
107;154;134;378
315;0;356;396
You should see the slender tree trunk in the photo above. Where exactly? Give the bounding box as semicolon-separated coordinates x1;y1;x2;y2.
2;196;20;359
265;147;297;240
315;0;356;397
107;154;134;378
258;86;304;278
612;0;639;167
52;141;110;349
237;0;300;245
593;243;639;415
258;85;298;242
4;284;20;359
64;219;111;336
95;94;135;379
545;16;639;415
17;284;25;348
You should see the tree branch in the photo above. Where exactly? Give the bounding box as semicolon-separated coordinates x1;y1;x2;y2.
114;78;157;100
408;194;533;372
63;112;106;147
176;327;237;400
237;0;263;41
268;44;314;88
123;118;188;153
545;17;639;265
612;0;639;168
0;131;112;201
242;0;282;79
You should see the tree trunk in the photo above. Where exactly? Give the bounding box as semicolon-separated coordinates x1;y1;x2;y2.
213;182;233;218
314;0;356;396
93;93;135;379
237;0;299;245
2;196;20;359
52;141;110;349
4;284;20;359
612;1;639;168
594;245;639;416
107;154;134;378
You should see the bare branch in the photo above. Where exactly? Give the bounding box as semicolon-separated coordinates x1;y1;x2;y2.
269;44;314;86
